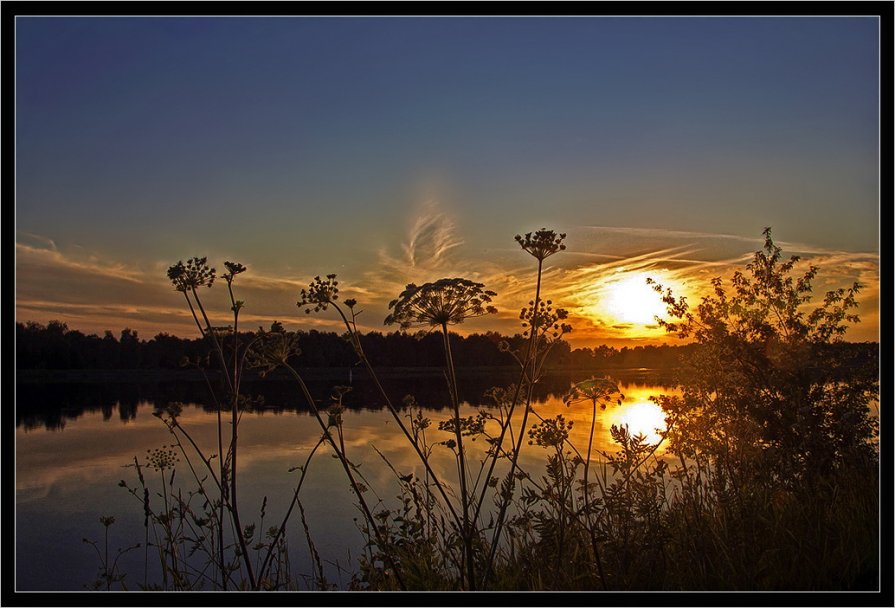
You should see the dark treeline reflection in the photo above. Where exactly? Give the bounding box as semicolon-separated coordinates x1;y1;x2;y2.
17;320;876;431
17;320;702;371
17;369;634;431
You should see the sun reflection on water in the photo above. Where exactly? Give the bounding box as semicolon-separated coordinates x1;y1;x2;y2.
607;400;667;445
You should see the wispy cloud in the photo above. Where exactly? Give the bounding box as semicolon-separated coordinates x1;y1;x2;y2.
577;225;766;245
371;200;470;285
16;240;145;284
15;238;340;336
18;231;58;252
402;200;463;269
358;201;511;325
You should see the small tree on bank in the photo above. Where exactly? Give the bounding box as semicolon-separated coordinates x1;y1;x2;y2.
649;227;878;489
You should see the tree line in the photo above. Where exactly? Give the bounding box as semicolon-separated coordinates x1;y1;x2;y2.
15;320;876;375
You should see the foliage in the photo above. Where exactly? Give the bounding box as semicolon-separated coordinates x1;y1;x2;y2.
648;228;878;485
97;259;329;590
640;228;878;589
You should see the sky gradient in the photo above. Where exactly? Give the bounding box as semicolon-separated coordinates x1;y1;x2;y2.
15;16;880;347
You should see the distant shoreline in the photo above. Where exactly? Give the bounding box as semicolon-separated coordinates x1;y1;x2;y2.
15;366;673;384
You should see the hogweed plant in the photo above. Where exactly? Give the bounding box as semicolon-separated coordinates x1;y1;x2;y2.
298;275;471;588
562;377;625;589
385;277;497;589
479;229;571;587
111;259;330;590
248;305;410;590
298;278;464;525
166;257;258;588
296;228;585;590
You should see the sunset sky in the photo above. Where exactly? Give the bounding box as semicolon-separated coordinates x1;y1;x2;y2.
15;16;880;348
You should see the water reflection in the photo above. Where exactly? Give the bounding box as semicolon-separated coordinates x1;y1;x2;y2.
15;372;675;590
603;383;671;446
15;369;678;430
609;401;667;445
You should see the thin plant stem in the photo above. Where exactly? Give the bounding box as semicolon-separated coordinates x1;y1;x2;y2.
583;396;608;591
180;287;232;588
188;287;234;394
257;435;325;584
330;304;464;532
440;322;476;590
482;257;544;587
190;285;254;589
280;362;408;591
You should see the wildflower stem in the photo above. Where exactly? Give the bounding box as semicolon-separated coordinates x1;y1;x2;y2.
257;435;325;586
215;398;227;587
279;362;407;591
104;523;110;591
482;257;544;588
584;396;608;591
330;303;464;533
441;321;475;590
183;279;254;588
189;287;234;394
222;329;256;589
227;281;240;394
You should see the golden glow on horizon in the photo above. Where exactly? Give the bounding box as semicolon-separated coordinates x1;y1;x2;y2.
572;269;688;341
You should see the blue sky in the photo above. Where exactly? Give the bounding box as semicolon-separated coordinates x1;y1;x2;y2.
15;16;880;345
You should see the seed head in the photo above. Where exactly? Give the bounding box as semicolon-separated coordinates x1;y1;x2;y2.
247;323;301;375
564;377;621;410
520;300;570;338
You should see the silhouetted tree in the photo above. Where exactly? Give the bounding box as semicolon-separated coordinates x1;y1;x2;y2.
651;228;878;486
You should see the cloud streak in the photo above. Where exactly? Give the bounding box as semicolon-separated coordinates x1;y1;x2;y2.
402;200;463;270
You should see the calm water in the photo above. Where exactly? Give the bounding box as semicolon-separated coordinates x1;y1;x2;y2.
15;371;675;591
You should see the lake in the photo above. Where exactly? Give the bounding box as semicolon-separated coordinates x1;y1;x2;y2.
15;369;676;591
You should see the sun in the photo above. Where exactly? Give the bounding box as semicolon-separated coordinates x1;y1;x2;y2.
602;271;667;326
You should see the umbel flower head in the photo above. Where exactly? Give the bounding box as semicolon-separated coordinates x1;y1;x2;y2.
167;257;216;292
564;377;622;410
146;447;180;472
297;274;340;314
385;278;497;330
222;261;246;284
247;322;301;376
515;228;566;261
519;299;571;338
